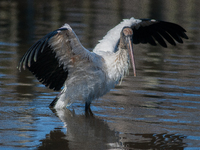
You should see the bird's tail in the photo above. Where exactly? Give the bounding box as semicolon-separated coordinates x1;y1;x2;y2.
49;86;69;109
49;94;68;109
49;97;59;107
49;86;67;108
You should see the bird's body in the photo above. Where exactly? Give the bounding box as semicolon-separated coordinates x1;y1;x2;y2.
18;17;188;110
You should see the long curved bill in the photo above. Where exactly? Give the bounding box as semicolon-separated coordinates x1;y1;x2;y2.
128;38;136;77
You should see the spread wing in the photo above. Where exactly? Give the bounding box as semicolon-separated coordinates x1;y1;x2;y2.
131;19;188;47
93;18;188;54
18;24;97;91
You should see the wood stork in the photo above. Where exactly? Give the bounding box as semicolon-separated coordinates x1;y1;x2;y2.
18;17;188;111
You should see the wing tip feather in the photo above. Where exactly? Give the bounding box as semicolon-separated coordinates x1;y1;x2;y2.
132;18;188;47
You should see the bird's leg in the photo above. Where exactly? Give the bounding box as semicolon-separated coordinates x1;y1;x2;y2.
85;101;94;117
85;101;91;112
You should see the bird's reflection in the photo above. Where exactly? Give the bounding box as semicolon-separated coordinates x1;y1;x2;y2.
38;129;69;150
38;108;118;150
37;108;188;150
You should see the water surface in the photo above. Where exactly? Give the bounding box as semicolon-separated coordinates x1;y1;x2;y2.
0;0;200;149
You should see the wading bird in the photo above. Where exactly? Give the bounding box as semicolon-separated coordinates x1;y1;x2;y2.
18;17;188;111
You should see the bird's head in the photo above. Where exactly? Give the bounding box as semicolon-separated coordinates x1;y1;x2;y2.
120;27;136;77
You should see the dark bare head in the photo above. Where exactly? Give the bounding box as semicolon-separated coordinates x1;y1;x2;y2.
120;27;136;77
123;27;133;36
120;27;133;49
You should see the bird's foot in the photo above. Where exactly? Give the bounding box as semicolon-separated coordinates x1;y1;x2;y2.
85;102;94;117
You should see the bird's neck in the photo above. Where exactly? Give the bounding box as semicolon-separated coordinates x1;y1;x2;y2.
103;48;130;84
93;18;137;54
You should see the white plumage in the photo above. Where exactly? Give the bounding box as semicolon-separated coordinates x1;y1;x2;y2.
94;18;141;53
18;17;188;111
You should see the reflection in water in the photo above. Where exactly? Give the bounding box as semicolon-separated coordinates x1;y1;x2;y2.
38;108;118;150
120;133;187;149
38;130;69;150
37;108;187;150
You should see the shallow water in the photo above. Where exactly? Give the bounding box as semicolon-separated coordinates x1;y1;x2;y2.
0;0;200;149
